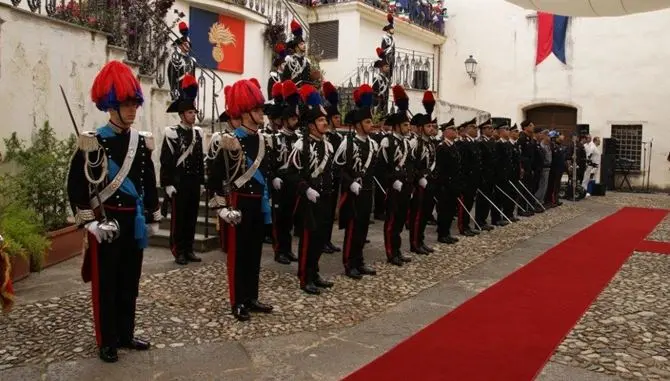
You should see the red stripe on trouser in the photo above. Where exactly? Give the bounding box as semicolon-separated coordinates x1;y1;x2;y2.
457;196;464;233
299;228;310;287
338;192;348;209
88;232;102;347
343;219;354;269
226;193;239;306
271;207;279;253
384;211;395;259
170;197;177;257
412;188;423;248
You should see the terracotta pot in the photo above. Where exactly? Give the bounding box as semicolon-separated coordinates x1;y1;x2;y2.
42;225;84;269
10;254;30;282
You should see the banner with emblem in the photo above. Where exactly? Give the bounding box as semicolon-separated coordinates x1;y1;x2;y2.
189;7;246;73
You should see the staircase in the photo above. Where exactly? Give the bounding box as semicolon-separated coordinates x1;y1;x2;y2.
150;195;220;253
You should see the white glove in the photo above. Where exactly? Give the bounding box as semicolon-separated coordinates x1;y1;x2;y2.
418;177;428;189
145;223;159;237
350;182;362;195
306;187;320;203
218;207;242;225
165;186;177;197
272;177;283;190
393;180;403;192
85;221;114;243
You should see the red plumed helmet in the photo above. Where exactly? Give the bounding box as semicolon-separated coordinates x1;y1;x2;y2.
353;89;361;106
275;43;286;54
249;78;261;89
178;21;189;36
376;47;384;59
392;85;408;101
223;85;232;108
422;90;435;115
387;13;393;23
322;81;336;98
298;84;317;102
271;82;283;101
227;79;265;117
90;60;143;111
181;74;197;89
282;80;298;100
290;20;301;32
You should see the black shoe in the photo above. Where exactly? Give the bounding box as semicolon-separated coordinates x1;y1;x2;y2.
99;346;118;363
326;242;341;252
119;338;151;351
301;283;321;295
274;253;291;265
185;252;202;262
388;256;404;266
411;246;429;255
369;220;375;225
286;252;299;262
322;245;334;254
232;304;251;321
477;224;494;231
263;236;273;244
494;221;509;227
556;201;563;206
175;254;188;265
426;219;437;226
534;208;544;213
358;264;377;275
374;213;385;221
345;268;363;280
460;230;476;237
365;239;370;243
438;236;458;244
399;253;412;263
421;244;435;253
248;300;273;313
314;274;334;288
510;217;520;222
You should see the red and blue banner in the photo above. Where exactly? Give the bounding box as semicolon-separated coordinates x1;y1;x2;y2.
189;7;246;74
536;12;569;65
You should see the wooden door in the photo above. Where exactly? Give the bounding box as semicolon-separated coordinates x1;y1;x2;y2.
524;105;578;138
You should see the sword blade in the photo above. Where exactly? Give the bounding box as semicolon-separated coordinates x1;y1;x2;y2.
59;85;80;135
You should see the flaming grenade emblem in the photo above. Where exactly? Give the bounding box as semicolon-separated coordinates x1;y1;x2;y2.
208;22;237;63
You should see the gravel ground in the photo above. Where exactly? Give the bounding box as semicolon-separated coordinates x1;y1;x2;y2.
551;253;670;380
646;214;670;242
591;192;670;210
0;204;583;369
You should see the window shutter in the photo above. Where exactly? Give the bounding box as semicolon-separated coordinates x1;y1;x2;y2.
309;21;339;60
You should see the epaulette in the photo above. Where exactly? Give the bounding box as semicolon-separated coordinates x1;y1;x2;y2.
220;132;241;151
325;140;334;153
78;131;101;153
379;136;389;148
293;139;304;151
262;132;274;148
371;138;380;151
164;126;178;140
193;126;203;139
139;131;155;150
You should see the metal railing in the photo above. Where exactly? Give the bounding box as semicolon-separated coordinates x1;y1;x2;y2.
340;47;436;90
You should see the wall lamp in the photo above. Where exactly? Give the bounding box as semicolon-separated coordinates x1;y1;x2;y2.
464;55;478;84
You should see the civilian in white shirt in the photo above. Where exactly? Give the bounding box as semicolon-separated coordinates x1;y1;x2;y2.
582;137;601;195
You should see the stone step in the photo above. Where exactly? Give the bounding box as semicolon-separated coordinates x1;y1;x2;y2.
149;228;220;253
159;213;217;236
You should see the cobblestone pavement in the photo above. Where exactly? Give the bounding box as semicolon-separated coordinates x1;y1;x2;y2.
0;204;583;370
591;191;670;209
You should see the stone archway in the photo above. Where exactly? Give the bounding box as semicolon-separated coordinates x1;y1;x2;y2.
524;104;578;138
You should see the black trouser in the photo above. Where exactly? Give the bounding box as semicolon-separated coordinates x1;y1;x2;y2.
298;196;328;287
272;187;294;255
169;180;200;257
497;181;515;218
384;186;411;259
222;192;264;307
521;168;536;210
409;183;434;249
475;182;494;226
342;189;373;270
437;189;458;238
457;186;476;233
88;211;143;348
373;179;385;217
324;179;340;244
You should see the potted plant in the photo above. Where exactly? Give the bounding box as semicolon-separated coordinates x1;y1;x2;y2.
3;122;82;271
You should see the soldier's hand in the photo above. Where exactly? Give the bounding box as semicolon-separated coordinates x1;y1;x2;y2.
85;221;112;244
219;207;242;225
393;180;403;192
166;186;177;197
306;187;320;203
272;177;283;190
418;177;428;189
350;182;362;195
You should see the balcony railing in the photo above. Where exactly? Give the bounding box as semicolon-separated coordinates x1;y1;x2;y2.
290;0;447;35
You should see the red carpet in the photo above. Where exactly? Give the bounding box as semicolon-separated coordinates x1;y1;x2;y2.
343;207;668;381
636;240;670;255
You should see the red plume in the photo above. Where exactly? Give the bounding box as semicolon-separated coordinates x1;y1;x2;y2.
224;85;231;107
322;81;336;98
392;85;407;101
249;78;261;89
271;82;283;99
358;84;374;95
181;74;197;89
91;61;143;111
387;13;393;23
290;20;301;32
353;89;361;105
274;43;286;54
179;22;187;31
228;79;265;117
376;47;384;58
422;90;435;104
298;84;317;102
282;80;298;99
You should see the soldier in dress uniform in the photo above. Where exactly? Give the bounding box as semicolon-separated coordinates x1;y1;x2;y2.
333;84;379;279
267;43;286;99
381;13;396;76
435;119;461;244
160;74;205;265
379;85;414;266
282;20;312;86
457;118;481;237
491;119;518;224
474;118;497;231
283;85;336;294
408;91;438;254
67;61;160;362
321;82;343;254
370;112;388;222
206;79;274;322
518;120;539;212
263;82;285;134
167;22;196;101
509;124;533;217
372;47;391;115
270;80;301;264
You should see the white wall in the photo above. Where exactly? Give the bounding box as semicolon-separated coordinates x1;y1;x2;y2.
442;0;670;187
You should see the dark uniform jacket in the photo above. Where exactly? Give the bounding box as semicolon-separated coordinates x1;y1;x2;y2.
159;125;205;188
459;136;482;189
478;136;497;188
517;131;535;172
436;139;463;194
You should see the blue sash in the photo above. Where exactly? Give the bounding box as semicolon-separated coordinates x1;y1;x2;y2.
233;128;272;224
97;126;148;249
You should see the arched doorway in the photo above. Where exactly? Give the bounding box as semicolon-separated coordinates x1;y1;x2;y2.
524;104;578;138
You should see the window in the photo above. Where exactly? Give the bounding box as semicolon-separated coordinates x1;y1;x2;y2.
309;21;339;60
611;124;643;171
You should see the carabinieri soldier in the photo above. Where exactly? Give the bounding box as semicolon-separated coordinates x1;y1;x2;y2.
284;85;336;294
333;84;379;279
206;79;274;322
322;81;343;254
457;118;481;237
372;47;391;115
381;13;396;76
270;80;300;264
161;74;205;265
380;85;414;266
67;61;160;362
435;119;461;244
282;20;312;86
267;43;286;100
408;91;437;254
491;118;518;224
167;22;196;101
475;118;497;231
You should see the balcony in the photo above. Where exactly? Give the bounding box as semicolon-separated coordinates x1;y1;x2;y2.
290;0;447;35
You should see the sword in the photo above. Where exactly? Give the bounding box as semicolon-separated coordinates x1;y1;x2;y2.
476;189;512;224
59;85;79;135
451;196;482;231
509;180;534;212
495;185;526;213
516;180;546;211
373;176;387;196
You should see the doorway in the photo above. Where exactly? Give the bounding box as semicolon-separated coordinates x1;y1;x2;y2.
524;104;578;138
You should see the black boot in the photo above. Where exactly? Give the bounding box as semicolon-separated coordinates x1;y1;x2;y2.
185;252;202;262
248;300;273;313
326;242;341;252
119;338;151;351
421;244;435;253
388;256;404;266
232;304;251;321
99;347;118;363
274;253;291;265
286;252;299;262
345;267;363;280
358;264;377;275
175;254;188;265
301;283;321;295
411;246;429;255
314;274;334;288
